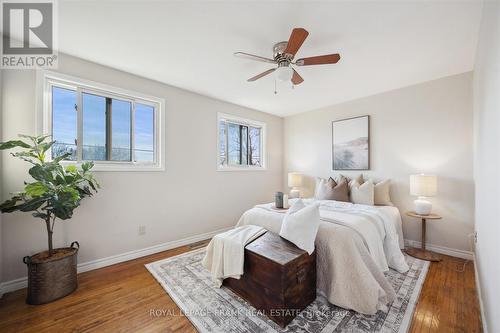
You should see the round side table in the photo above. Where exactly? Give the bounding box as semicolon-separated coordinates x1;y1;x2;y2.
405;211;442;262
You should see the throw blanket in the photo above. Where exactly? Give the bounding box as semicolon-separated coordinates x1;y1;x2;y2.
202;225;266;287
238;200;409;315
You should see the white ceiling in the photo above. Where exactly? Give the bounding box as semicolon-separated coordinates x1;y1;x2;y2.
58;1;482;117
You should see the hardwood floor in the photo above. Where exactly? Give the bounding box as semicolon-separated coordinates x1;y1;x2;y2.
0;245;482;333
408;253;482;333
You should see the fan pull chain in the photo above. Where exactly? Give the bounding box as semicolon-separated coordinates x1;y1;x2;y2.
274;79;277;95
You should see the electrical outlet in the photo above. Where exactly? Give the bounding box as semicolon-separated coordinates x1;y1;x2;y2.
138;225;146;235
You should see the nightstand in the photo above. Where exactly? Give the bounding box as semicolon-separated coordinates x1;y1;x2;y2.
405;211;442;262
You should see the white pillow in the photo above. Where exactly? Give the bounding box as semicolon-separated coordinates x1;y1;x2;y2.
314;177;326;199
279;199;320;255
350;179;374;205
374;179;393;206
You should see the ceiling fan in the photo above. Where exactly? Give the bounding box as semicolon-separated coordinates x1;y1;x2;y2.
234;28;341;87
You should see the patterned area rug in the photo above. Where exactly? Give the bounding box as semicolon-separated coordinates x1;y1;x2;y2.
146;249;429;333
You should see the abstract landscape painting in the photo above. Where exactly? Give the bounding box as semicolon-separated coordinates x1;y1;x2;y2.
332;115;369;170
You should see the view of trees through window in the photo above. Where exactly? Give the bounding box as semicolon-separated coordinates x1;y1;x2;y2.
219;118;262;167
52;86;78;160
51;85;156;163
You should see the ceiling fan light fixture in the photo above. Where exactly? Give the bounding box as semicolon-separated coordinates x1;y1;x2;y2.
235;28;341;88
275;66;293;82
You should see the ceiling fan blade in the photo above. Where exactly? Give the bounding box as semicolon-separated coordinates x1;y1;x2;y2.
234;52;276;64
247;68;276;82
291;69;304;85
284;28;309;57
295;54;341;66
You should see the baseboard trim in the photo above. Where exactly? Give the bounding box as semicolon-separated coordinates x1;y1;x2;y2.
404;239;474;260
0;226;232;297
473;254;489;333
0;233;475;297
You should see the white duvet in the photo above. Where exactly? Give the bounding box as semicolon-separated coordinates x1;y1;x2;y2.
237;199;409;314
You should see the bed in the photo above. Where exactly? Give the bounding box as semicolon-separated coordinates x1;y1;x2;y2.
236;199;409;315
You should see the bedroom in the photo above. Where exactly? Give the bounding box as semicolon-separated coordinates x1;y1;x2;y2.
0;0;498;332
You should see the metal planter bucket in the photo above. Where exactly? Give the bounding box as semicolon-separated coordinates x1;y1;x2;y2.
23;241;79;305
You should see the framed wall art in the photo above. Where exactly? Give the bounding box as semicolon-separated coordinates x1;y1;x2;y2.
332;115;370;170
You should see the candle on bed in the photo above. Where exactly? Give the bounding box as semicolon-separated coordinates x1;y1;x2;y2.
283;194;289;209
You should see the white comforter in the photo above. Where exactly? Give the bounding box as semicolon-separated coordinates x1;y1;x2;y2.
236;199;409;314
318;200;408;273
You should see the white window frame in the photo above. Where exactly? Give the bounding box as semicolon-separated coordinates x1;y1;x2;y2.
217;112;267;171
36;70;165;171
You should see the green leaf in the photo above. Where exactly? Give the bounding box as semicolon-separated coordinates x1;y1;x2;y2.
29;164;54;182
0;197;23;213
62;187;80;201
54;174;66;185
25;182;48;196
50;191;81;220
81;161;94;172
36;135;52;144
32;212;49;220
78;186;92;196
18;196;47;212
65;165;77;173
39;141;55;154
0;140;31;150
53;153;72;163
87;179;98;191
64;175;76;184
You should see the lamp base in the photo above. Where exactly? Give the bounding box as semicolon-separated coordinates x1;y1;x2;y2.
414;198;432;215
289;188;300;199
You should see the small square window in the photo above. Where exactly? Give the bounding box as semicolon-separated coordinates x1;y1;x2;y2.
218;113;266;171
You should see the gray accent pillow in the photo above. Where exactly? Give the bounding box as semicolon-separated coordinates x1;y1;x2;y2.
316;177;350;202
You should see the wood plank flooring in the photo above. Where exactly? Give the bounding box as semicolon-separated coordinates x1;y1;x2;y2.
0;245;482;332
408;253;482;333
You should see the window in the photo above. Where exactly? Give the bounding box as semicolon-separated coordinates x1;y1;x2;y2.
41;71;164;171
217;113;266;170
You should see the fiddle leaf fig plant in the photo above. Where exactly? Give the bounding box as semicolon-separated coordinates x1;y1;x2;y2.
0;134;100;256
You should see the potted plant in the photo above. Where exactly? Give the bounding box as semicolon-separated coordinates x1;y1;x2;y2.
0;134;99;304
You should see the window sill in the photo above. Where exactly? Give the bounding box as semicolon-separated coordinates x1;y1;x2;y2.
217;166;267;172
59;160;164;172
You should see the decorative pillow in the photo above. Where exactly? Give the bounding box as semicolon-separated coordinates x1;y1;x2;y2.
374;179;393;206
350;179;374;205
348;174;364;189
316;177;349;202
314;177;326;198
279;199;320;255
333;174;348;184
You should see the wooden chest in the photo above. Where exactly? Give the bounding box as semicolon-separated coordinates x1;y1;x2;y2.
223;232;316;327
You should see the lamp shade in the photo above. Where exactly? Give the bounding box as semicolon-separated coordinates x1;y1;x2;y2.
288;172;303;187
410;174;437;197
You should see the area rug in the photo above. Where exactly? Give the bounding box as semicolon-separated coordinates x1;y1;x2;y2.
146;248;429;333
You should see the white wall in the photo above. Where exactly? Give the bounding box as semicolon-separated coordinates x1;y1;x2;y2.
284;72;474;252
0;54;283;282
473;1;500;331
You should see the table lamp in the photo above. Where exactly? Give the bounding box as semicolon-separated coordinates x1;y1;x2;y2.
410;174;437;215
288;172;303;198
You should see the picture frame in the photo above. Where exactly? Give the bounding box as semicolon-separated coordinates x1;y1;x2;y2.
332;115;370;170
